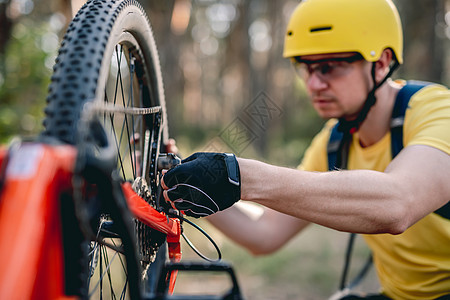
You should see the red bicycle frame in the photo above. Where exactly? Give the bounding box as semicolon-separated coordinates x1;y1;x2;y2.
0;142;181;299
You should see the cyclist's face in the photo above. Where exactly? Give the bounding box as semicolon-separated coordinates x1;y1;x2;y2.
293;53;371;120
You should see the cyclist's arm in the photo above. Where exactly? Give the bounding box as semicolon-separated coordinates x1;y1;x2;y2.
238;144;450;235
207;203;309;255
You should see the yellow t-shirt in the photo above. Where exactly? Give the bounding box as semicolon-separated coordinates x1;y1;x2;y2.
299;83;450;299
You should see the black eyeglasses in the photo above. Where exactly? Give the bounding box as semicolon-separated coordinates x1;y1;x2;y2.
291;54;364;83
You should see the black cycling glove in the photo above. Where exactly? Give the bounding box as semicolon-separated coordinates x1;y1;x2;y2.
162;152;241;218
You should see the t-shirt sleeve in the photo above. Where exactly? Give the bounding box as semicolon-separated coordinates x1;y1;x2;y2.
404;84;450;155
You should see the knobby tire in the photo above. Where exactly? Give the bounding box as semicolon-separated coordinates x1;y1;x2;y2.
42;0;168;298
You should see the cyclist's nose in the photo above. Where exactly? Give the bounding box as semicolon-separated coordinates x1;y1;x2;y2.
306;71;328;91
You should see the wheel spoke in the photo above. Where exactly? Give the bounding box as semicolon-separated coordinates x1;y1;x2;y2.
109;112;127;180
116;46;134;176
113;45;123;106
89;243;120;298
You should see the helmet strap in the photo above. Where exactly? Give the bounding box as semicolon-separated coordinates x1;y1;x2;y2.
337;60;400;134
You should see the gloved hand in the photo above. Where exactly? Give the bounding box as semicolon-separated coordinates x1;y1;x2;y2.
161;152;241;218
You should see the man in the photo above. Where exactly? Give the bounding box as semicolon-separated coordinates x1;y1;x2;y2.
161;0;450;298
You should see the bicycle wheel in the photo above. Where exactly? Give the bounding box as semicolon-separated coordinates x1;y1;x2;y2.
42;0;168;298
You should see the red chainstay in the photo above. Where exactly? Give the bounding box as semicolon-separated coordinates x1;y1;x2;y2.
121;182;182;293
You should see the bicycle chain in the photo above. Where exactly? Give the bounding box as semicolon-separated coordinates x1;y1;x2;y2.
84;101;162;116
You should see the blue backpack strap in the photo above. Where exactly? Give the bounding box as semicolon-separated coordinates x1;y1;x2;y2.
391;80;449;219
435;203;450;220
327;123;344;171
390;80;431;158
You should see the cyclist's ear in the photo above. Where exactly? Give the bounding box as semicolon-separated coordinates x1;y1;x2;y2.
374;49;394;82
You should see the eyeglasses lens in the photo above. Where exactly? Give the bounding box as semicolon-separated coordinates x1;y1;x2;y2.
292;54;363;82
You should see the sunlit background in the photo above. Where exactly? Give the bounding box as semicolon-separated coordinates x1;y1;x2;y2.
0;0;449;299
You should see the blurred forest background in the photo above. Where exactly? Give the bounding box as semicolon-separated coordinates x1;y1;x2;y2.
0;0;449;299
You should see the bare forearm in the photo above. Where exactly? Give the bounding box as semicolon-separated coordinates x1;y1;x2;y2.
237;158;407;234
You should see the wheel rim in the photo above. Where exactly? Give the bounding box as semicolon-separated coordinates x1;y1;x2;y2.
87;38;165;299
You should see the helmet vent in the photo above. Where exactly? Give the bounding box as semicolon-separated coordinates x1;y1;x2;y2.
310;26;332;33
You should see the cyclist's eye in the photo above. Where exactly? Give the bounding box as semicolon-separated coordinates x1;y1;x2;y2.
318;63;334;75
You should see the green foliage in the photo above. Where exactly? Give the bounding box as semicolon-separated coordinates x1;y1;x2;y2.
0;18;57;144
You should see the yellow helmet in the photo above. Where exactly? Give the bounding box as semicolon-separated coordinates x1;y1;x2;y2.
283;0;403;64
